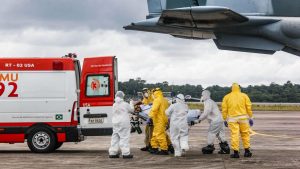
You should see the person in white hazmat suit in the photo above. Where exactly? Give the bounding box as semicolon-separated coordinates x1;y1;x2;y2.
199;90;230;154
165;94;189;157
109;91;134;159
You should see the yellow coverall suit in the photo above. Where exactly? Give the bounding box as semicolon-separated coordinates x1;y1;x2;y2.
222;83;253;151
149;90;169;151
142;91;154;147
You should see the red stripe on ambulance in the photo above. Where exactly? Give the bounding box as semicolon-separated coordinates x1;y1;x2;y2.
0;58;75;71
0;122;73;127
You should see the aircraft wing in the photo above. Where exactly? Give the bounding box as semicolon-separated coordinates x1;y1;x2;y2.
124;6;249;39
158;6;248;28
124;6;252;40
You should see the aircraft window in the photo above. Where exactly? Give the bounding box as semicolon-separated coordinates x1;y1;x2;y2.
86;74;110;97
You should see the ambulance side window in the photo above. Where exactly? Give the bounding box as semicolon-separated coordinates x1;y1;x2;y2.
86;74;110;97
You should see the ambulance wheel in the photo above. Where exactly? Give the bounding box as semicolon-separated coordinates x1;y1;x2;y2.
27;127;56;153
55;142;63;150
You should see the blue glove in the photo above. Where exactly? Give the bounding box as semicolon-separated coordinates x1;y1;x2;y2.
146;118;153;125
149;103;153;106
249;119;254;127
224;121;228;128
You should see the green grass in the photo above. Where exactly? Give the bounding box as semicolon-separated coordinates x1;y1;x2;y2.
188;103;300;111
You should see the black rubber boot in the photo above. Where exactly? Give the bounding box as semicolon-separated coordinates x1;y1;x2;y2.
148;148;159;154
140;146;149;151
168;144;175;154
123;154;134;159
244;148;253;158
202;145;215;154
156;150;169;155
109;154;119;158
130;127;136;133
230;150;240;158
218;141;230;154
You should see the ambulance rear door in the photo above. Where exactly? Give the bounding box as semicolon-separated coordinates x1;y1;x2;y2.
79;56;117;136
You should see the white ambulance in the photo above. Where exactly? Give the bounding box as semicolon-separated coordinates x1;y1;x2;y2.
0;54;118;153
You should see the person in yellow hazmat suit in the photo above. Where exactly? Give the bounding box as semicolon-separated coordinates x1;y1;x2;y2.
222;83;254;158
140;88;154;151
148;88;170;155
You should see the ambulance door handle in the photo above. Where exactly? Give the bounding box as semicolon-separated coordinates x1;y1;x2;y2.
83;114;108;118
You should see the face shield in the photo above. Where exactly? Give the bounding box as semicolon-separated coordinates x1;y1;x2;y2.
143;92;149;98
201;90;211;101
175;94;185;103
115;91;125;99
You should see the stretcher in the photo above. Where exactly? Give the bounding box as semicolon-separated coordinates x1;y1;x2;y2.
130;103;202;134
134;104;201;125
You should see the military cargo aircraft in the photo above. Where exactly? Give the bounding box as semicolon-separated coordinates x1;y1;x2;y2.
124;0;300;56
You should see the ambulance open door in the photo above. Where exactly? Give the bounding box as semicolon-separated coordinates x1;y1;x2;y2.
79;56;117;136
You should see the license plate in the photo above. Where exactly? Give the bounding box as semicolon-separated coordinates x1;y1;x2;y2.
88;118;105;124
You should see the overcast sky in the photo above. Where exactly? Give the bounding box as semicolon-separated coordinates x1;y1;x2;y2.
0;0;300;87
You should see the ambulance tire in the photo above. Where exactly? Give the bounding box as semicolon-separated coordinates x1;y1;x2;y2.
55;142;63;150
27;127;56;153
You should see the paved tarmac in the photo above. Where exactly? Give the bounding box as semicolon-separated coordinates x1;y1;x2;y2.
0;111;299;169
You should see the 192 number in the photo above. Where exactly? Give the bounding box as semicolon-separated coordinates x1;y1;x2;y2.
0;82;18;97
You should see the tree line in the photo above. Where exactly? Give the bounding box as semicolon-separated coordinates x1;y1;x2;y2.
118;79;300;103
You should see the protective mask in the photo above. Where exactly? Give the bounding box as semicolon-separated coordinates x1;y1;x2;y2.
144;93;149;98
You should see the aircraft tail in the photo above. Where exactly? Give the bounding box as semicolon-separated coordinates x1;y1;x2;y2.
146;0;202;19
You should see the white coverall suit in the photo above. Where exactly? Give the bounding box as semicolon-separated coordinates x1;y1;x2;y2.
166;94;189;157
109;92;134;156
200;90;226;145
